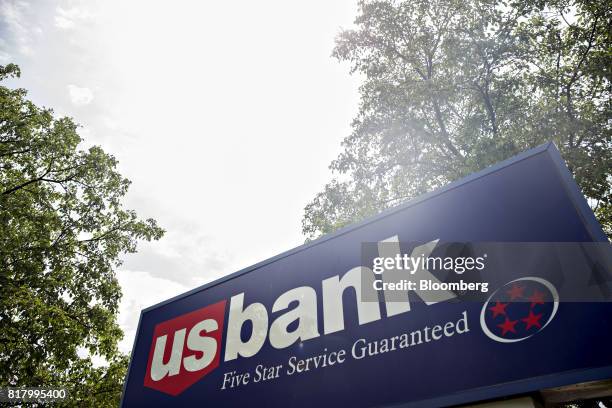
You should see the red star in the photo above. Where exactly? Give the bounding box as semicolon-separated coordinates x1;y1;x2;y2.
506;284;525;300
522;311;543;330
497;318;518;336
488;302;508;318
528;290;546;308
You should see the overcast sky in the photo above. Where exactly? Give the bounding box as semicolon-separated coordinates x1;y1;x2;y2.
0;0;361;354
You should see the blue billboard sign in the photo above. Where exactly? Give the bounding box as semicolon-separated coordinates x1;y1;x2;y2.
121;143;611;407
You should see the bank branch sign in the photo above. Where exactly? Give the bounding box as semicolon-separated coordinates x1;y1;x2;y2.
122;143;612;407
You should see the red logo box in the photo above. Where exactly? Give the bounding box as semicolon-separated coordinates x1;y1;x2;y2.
144;300;226;395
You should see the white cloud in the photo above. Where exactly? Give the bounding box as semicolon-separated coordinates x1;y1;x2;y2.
120;225;233;286
0;50;11;65
0;0;35;56
67;84;94;106
54;6;92;30
117;270;191;354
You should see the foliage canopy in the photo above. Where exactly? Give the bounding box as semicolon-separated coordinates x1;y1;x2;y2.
0;64;164;406
302;0;611;240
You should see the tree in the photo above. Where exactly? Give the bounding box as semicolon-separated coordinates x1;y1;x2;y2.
302;0;611;240
0;64;164;406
